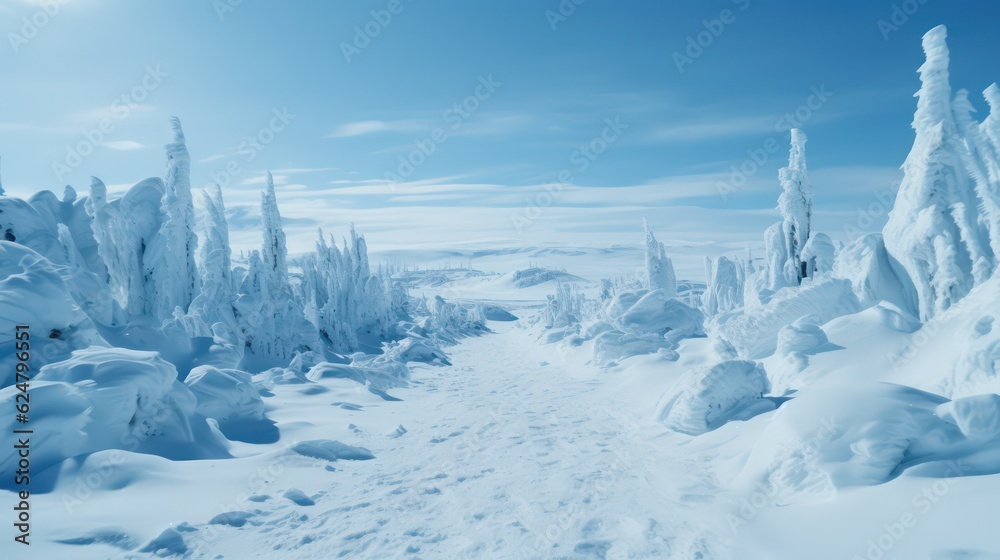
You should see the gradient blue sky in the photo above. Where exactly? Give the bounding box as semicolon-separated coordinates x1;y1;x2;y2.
2;1;999;275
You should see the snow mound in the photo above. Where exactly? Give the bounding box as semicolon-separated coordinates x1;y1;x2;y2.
655;360;772;435
282;488;315;506
291;439;376;462
183;365;276;443
619;289;704;337
481;304;518;322
899;276;1000;398
305;362;407;392
185;365;264;423
209;511;256;527
833;233;916;312
382;337;451;366
0;242;105;387
509;267;585;288
718;278;861;359
776;315;829;356
0;347;228;487
936;394;1000;442
731;383;1000;504
0;196;64;262
594;331;677;366
139;528;187;556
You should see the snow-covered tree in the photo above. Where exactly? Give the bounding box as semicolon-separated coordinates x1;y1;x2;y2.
643;219;676;297
298;223;397;353
145;117;200;320
189;185;238;338
883;25;993;321
234;173;319;369
261;171;289;288
800;232;836;280
777;128;812;284
702;256;744;316
86;176;166;319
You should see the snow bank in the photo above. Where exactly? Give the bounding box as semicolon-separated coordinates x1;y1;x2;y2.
291;439;375;462
619;289;704;338
718;278;861;359
0;347;228;487
509;267;586;288
184;365;264;423
594;331;677;366
655;360;772;435
0;196;64;262
731;383;1000;504
936;394;1000;442
833;233;917;313
0;242;105;387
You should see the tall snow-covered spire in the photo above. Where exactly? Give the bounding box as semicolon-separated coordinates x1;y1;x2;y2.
261;171;288;285
190;184;237;336
643;219;676;297
982;83;1000;155
147;117;200;320
883;25;991;321
913;25;953;133
777;128;812;284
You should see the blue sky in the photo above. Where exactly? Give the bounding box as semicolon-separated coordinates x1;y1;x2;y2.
2;0;1000;274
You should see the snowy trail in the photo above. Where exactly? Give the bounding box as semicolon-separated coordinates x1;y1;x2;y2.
175;319;729;559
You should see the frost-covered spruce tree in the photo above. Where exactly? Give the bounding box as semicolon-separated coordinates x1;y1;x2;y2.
189;185;238;338
777;128;812;284
643;219;676;297
883;25;992;321
954;87;1000;264
702;256;744;316
299;223;396;353
234;173;318;369
144;117;200;321
86;176;166;319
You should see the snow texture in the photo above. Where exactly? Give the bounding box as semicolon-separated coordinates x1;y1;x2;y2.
656;359;772;435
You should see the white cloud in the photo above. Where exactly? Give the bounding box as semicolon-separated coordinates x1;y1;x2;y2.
325;119;430;138
103;140;146;151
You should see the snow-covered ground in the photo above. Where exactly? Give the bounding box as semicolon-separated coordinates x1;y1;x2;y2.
18;304;1000;559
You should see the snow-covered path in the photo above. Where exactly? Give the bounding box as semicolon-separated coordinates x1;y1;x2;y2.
180;319;728;559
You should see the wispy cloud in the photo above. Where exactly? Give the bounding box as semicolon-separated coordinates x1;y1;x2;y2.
650;115;780;141
270;166;339;174
103;140;146;151
325;119;431;138
240;174;289;186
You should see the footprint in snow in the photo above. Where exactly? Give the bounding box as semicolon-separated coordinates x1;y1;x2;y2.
283;488;316;506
